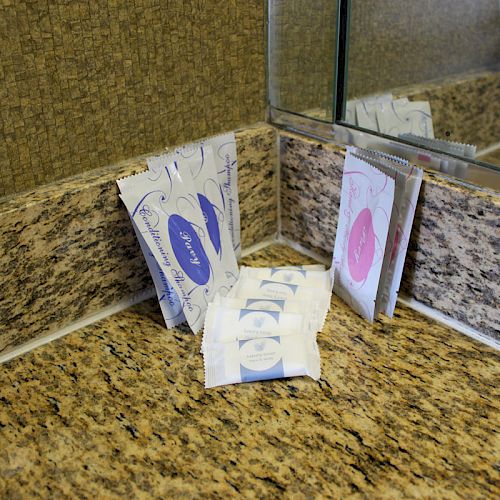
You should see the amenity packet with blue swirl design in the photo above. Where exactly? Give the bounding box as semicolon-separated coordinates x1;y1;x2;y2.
203;332;321;388
118;162;238;333
148;132;241;256
148;144;238;276
129;216;185;328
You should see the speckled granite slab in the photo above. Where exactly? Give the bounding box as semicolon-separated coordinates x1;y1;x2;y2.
0;124;277;356
0;245;498;498
280;132;500;340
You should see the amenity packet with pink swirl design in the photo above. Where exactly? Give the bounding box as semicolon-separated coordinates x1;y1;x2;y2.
348;151;406;317
332;151;395;321
118;162;238;333
347;147;423;317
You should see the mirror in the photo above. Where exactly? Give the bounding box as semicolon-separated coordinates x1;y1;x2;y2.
341;0;500;169
268;0;338;123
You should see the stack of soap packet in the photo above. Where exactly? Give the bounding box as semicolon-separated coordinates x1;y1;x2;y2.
202;264;333;388
332;146;423;321
117;133;240;333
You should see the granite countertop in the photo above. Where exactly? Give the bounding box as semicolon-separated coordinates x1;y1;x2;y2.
0;245;498;498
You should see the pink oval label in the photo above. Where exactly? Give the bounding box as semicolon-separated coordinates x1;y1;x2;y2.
347;208;375;282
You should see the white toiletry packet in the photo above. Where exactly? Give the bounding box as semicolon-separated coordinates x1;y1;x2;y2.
149;133;241;256
203;333;321;388
211;293;328;334
118;162;238;333
129;217;185;327
202;303;317;350
354;94;394;131
349;147;423;317
340;147;423;319
272;264;325;271
376;99;434;138
149;144;238;275
332;151;395;321
228;277;332;306
348;151;406;317
239;266;332;291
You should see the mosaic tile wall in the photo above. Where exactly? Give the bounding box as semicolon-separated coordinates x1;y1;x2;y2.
0;0;266;197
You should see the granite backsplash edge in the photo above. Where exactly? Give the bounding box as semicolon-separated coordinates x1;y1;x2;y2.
279;131;500;340
0;123;277;356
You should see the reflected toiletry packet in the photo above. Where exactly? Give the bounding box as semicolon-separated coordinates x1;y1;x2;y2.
354;93;394;131
148;144;238;279
239;266;332;291
130;217;185;327
332;151;395;321
203;333;321;388
202;303;317;352
399;133;476;159
149;133;241;256
212;294;329;332
118;163;238;333
227;277;332;306
376;99;434;138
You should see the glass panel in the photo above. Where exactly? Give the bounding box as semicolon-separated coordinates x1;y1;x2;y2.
343;0;500;168
268;0;338;122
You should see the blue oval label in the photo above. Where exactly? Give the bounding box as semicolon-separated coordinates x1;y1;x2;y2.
198;194;221;255
168;214;211;285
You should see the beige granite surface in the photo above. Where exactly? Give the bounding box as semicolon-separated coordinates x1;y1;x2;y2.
0;124;277;358
280;132;500;340
0;245;498;498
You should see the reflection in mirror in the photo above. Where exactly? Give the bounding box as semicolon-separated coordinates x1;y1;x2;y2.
343;0;500;168
268;0;338;122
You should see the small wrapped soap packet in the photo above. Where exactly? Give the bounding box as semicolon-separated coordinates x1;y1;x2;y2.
228;277;332;306
203;331;321;388
239;266;332;291
202;301;319;353
212;294;329;333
